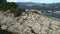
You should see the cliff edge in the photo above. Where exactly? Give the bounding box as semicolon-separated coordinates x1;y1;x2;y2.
0;11;60;34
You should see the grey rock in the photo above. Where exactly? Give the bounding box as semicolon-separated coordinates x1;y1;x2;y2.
0;11;60;34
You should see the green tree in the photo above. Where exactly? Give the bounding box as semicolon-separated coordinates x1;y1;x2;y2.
0;0;6;3
0;0;26;17
0;0;7;11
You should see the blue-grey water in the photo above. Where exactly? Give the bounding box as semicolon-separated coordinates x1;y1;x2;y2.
43;13;60;19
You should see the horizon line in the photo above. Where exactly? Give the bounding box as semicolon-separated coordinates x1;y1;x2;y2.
7;1;60;4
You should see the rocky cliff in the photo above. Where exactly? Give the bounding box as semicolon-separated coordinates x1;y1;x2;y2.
0;11;60;34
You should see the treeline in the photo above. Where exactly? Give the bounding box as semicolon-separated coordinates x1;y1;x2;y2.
0;0;25;17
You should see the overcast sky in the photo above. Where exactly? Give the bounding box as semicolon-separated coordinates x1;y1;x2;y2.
7;0;60;3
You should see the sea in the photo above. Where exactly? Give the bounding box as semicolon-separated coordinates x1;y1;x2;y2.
43;13;60;19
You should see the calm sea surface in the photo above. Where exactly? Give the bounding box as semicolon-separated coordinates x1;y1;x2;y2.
43;13;60;19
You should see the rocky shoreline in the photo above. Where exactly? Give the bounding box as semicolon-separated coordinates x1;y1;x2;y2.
0;11;60;34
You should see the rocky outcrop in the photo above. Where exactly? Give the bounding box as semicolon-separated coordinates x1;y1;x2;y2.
0;11;60;34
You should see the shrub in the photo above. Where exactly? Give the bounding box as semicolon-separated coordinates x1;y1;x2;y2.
0;0;26;17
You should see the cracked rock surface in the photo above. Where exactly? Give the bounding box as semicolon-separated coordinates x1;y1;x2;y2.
0;11;60;34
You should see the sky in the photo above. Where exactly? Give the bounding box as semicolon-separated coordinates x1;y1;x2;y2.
7;0;60;3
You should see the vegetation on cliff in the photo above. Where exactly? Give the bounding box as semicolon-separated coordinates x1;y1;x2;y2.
0;0;26;17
